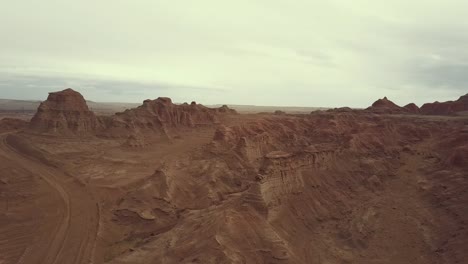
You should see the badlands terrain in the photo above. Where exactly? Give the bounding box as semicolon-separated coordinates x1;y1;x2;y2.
0;88;467;264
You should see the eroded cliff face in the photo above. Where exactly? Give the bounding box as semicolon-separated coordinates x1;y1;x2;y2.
214;114;465;264
100;112;468;264
100;98;237;139
421;94;468;115
28;89;237;138
29;88;101;134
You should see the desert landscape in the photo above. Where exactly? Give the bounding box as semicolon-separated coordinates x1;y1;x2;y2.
0;88;467;264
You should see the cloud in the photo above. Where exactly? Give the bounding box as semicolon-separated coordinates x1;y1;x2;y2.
0;73;226;103
410;61;468;91
0;0;467;107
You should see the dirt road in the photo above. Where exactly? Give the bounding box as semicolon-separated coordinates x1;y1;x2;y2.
0;132;100;264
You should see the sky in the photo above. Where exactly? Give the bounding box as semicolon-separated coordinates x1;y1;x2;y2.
1;0;467;107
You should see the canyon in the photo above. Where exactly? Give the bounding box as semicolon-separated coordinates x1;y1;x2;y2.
0;89;467;264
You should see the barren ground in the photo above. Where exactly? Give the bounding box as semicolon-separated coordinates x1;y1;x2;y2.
1;111;467;264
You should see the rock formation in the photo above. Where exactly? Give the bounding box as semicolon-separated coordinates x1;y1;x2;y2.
0;118;28;132
29;88;101;134
326;107;354;113
104;97;237;137
367;97;424;114
371;96;400;109
0;117;28;131
421;94;468;115
366;97;405;114
4;89;468;264
215;104;237;114
366;94;468;115
28;88;237;137
122;134;150;148
403;103;420;114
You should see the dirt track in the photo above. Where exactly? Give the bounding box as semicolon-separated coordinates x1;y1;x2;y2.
0;132;100;264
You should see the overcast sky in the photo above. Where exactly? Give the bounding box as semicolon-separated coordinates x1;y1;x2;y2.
1;0;467;107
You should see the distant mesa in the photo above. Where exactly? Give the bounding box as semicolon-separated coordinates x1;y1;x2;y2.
25;89;468;138
326;107;353;113
29;88;101;134
366;94;468;115
217;105;238;114
421;93;468;115
29;88;238;136
106;97;237;137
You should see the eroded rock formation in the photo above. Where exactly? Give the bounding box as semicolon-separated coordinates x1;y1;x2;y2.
0;118;28;132
403;103;420;114
102;97;237;138
366;96;405;114
421;94;468;115
28;89;237;138
29;88;101;134
5;88;468;264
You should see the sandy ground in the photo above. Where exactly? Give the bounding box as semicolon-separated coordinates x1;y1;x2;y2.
0;112;467;264
0;132;100;264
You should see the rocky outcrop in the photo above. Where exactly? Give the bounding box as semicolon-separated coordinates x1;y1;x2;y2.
403;103;420;114
212;120;293;162
212;115;349;163
122;134;150;148
326;107;354;113
215;104;237;115
371;97;400;109
421;94;468;115
103;97;237;137
366;97;405;114
0;118;28;132
29;89;237;137
29;88;101;134
258;148;337;217
259;151;305;218
367;97;425;114
366;93;468;115
445;146;468;167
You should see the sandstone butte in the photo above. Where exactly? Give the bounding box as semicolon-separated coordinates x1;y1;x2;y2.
28;88;237;136
29;88;101;134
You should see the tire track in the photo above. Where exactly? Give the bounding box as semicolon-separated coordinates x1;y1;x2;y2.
0;133;100;264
